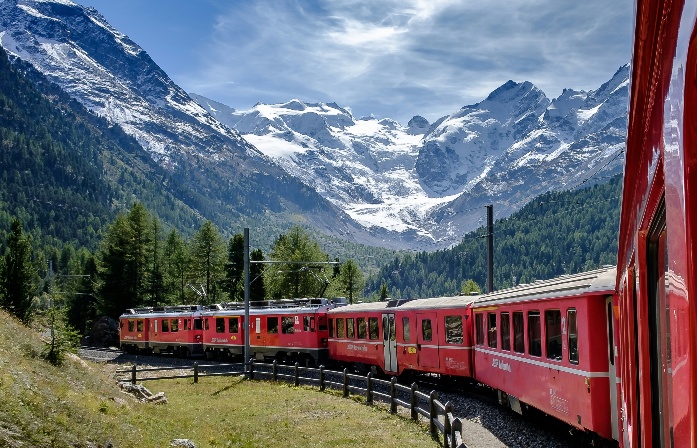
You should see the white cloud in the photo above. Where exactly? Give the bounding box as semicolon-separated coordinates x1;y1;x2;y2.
183;0;632;125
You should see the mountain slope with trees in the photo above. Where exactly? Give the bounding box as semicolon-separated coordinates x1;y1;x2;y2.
366;174;621;299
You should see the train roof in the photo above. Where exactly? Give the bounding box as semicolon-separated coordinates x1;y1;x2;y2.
327;294;478;314
471;266;617;308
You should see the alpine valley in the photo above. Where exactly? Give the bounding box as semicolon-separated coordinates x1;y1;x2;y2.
0;0;627;251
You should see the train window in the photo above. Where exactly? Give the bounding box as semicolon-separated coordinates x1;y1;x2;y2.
137;320;144;332
267;317;279;334
527;311;541;357
421;319;433;342
336;318;345;338
204;318;209;331
328;318;334;337
346;318;355;338
475;314;484;346
229;317;239;333
194;318;203;330
545;310;562;361
389;316;396;342
368;317;379;340
513;312;524;353
282;316;295;334
154;319;158;333
171;319;179;332
402;317;410;342
303;316;311;332
500;313;510;351
567;309;578;364
162;319;169;332
216;317;225;333
317;316;326;331
128;320;135;332
487;313;497;348
357;318;367;339
445;315;463;344
184;319;190;331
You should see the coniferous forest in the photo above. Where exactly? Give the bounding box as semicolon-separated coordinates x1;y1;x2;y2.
0;42;623;337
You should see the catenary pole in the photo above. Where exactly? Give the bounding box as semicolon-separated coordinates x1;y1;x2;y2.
244;227;250;378
486;205;494;293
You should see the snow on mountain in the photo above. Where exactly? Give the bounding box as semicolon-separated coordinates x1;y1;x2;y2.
0;0;361;246
196;66;628;249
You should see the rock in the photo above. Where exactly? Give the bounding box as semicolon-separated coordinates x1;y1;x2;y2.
170;439;196;447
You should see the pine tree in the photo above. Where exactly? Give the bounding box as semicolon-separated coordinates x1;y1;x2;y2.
339;259;364;304
0;219;35;323
189;221;225;304
224;233;244;302
163;229;189;304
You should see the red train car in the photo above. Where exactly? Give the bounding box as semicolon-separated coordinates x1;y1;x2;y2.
618;0;697;446
328;296;476;377
200;298;337;366
119;305;204;356
470;267;618;441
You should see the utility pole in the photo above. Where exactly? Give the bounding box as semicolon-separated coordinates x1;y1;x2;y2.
243;227;250;378
486;204;494;294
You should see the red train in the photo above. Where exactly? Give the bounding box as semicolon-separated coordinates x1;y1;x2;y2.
119;298;339;365
327;267;618;441
618;0;697;446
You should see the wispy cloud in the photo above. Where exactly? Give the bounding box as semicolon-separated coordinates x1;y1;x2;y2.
182;0;632;124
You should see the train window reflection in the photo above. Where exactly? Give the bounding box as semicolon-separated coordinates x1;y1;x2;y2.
445;315;463;344
347;318;355;338
368;317;379;340
357;318;367;339
545;310;562;360
422;319;433;341
567;309;578;364
137;320;143;332
336;318;345;338
501;313;510;351
513;312;524;353
475;313;484;346
528;311;541;357
267;317;279;334
282;316;294;334
487;313;497;348
229;317;239;333
402;317;410;342
216;317;225;333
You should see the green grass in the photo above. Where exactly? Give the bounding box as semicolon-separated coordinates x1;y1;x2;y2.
0;309;439;447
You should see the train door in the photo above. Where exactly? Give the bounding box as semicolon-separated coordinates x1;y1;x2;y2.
382;313;398;372
416;312;439;369
606;296;619;441
647;201;673;447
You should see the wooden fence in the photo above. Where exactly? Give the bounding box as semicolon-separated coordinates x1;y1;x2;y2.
116;360;467;448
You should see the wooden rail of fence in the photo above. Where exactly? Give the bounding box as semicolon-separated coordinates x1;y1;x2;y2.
115;360;467;448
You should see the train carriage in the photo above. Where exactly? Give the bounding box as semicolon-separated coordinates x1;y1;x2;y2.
328;296;476;377
119;305;204;356
470;267;618;441
201;298;336;365
619;0;697;446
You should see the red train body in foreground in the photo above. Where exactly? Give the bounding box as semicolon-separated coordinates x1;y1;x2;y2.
617;0;697;446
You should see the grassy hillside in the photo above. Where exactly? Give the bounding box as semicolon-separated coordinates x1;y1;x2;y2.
0;309;438;447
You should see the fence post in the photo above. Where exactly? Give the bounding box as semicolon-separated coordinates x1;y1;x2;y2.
342;368;349;398
443;401;452;448
272;360;278;381
131;364;137;385
366;372;373;405
389;377;397;414
410;383;419;421
193;361;199;384
249;357;255;380
451;417;462;448
295;362;300;387
429;390;438;436
319;365;326;391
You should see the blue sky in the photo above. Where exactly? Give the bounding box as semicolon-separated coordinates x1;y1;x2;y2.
76;0;633;125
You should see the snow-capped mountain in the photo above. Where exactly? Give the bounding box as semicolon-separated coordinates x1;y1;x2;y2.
196;66;627;249
0;0;357;242
0;0;627;251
